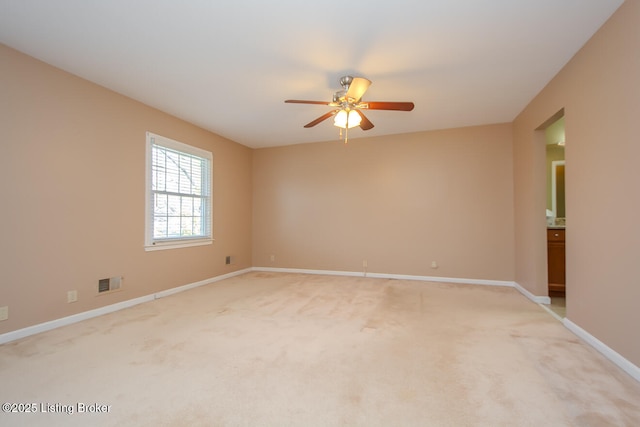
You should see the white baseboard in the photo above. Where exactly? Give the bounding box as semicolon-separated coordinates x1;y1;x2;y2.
367;272;515;288
154;268;252;299
538;302;563;321
513;281;551;304
0;268;252;345
563;318;640;383
252;266;365;277
252;266;517;287
0;294;155;346
254;267;552;304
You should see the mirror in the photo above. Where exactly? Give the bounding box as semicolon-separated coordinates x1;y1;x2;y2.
551;160;565;218
546;116;565;226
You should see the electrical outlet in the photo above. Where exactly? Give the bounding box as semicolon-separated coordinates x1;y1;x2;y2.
0;306;8;321
270;254;275;262
67;290;78;303
431;261;438;269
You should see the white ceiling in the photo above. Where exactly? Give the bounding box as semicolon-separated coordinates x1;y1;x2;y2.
0;0;624;148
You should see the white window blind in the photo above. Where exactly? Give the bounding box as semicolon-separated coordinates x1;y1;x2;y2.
145;132;212;251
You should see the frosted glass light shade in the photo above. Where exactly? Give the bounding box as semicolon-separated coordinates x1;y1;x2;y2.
333;110;361;128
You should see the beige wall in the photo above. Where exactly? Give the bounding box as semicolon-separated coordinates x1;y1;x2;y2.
253;124;515;281
513;0;640;365
0;44;253;334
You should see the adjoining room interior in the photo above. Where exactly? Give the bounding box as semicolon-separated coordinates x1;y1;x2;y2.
545;114;567;319
1;1;640;425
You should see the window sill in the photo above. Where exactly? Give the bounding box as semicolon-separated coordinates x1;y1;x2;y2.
145;239;213;251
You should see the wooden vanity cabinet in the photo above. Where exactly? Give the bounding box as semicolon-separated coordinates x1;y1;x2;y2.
547;228;565;296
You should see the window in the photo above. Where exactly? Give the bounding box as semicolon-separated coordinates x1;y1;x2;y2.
145;132;212;251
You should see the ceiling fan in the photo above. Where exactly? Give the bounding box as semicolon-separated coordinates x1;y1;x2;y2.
285;76;415;142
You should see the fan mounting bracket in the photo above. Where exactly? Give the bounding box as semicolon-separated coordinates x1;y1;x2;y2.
339;75;354;88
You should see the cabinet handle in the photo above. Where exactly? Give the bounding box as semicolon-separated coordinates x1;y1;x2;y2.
554;233;559;237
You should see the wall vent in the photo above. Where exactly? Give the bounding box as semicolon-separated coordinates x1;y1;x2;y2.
98;276;123;293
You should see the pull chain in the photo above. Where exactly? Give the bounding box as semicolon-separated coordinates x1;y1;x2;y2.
344;110;350;144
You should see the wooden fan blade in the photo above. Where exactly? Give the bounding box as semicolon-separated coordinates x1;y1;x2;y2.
345;77;371;102
355;110;374;130
304;110;338;128
359;101;415;111
285;100;331;105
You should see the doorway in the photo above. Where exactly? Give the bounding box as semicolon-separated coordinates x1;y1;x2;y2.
544;114;566;318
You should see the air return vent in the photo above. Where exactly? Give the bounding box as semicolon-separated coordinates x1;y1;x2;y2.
98;276;123;293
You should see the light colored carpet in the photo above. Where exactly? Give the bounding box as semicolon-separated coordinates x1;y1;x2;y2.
1;272;639;426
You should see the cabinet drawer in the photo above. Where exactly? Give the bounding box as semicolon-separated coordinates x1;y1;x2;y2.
547;229;565;242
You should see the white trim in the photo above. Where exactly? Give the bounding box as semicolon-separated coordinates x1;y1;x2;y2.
0;295;152;345
366;271;514;287
538;302;563;321
253;268;553;305
145;239;213;252
0;268;251;345
154;268;251;299
252;267;516;287
252;267;365;277
564;318;640;383
513;281;551;304
145;131;213;250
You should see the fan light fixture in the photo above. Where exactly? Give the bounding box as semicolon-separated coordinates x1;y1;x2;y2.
284;75;415;143
333;109;361;129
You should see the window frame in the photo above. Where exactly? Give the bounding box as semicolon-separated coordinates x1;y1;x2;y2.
145;132;213;251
